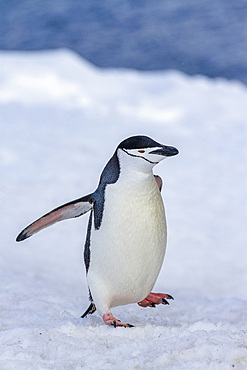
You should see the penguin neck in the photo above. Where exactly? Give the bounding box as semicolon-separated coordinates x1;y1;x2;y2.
116;153;152;188
118;162;155;189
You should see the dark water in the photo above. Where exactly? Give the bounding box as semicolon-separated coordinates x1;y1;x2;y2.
1;0;246;83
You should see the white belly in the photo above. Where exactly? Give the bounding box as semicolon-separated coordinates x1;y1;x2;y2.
87;175;167;314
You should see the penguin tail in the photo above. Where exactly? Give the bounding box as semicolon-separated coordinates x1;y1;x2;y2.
81;303;97;318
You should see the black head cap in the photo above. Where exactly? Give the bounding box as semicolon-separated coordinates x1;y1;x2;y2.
118;135;162;150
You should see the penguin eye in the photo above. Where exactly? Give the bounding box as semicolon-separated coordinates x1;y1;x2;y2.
138;150;145;153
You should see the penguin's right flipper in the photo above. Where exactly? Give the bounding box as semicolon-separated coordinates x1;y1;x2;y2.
154;175;162;191
81;303;97;318
16;194;94;242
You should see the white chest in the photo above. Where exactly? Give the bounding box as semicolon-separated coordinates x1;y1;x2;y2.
88;174;167;306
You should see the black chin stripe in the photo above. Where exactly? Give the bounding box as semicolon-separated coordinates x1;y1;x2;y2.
122;148;158;164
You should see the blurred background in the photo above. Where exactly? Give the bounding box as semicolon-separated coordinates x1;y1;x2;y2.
1;2;247;366
1;0;246;84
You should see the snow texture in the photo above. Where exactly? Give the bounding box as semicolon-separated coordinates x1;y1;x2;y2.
0;49;247;369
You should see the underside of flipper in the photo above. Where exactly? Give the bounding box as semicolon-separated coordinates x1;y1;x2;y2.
16;194;94;242
154;175;162;191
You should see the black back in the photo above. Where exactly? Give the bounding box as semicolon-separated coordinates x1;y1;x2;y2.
93;151;120;230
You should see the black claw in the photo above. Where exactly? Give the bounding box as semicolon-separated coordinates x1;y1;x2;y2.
166;294;174;300
111;321;134;328
162;298;169;305
150;303;156;308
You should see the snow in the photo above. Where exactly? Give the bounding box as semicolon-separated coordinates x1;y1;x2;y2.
0;49;247;369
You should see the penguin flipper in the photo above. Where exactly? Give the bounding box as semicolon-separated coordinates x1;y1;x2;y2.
81;303;97;318
16;194;94;242
154;175;162;191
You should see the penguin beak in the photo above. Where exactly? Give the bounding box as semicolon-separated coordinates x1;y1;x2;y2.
150;145;179;157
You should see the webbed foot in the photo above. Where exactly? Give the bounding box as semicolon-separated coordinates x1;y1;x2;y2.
103;313;134;327
138;292;174;308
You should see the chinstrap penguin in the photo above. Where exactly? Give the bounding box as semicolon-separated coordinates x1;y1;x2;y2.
16;135;179;327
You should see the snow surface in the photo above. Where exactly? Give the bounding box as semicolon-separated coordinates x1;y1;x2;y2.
0;49;247;369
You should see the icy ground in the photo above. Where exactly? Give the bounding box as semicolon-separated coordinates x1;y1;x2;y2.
0;50;247;369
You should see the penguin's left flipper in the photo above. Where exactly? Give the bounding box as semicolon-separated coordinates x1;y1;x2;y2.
16;194;94;242
138;292;174;308
154;175;162;191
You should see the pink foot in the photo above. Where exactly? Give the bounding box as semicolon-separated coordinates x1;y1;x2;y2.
138;292;174;308
103;313;134;328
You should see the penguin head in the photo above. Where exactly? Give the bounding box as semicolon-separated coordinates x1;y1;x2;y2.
117;135;179;173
